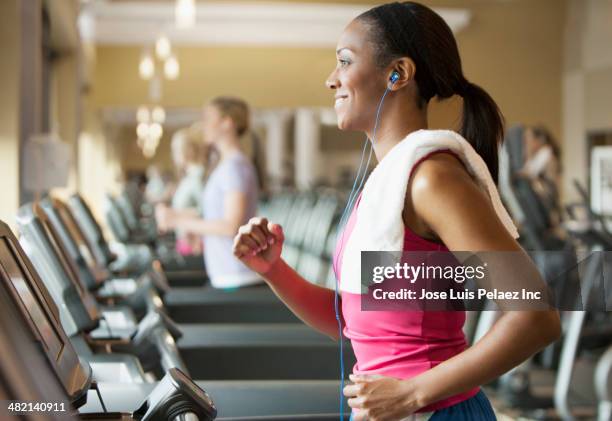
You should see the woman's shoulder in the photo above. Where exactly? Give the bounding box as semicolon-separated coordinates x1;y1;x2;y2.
211;152;257;191
408;150;476;204
226;152;257;177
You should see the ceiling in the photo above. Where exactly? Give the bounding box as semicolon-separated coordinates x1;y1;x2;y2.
81;1;471;47
106;0;383;3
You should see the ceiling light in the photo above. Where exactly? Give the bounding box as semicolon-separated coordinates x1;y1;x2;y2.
149;136;160;150
139;52;154;80
175;0;196;29
149;122;163;139
137;122;150;139
164;55;180;80
155;35;171;60
136;106;150;123
152;106;166;124
143;145;156;158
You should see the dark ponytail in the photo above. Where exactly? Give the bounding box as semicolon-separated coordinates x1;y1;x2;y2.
460;81;505;183
358;1;505;182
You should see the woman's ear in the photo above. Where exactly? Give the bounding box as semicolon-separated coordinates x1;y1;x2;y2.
388;57;416;90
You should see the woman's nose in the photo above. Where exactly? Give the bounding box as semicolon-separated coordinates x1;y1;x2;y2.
325;71;339;90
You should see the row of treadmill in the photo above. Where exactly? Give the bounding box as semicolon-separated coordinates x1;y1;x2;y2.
2;151;612;421
0;194;355;420
74;177;612;421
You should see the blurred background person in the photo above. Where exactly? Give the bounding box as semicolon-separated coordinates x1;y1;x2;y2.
520;125;563;225
145;165;175;205
170;125;207;256
156;96;263;289
122;171;149;217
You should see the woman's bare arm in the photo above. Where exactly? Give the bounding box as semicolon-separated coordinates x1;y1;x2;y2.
263;259;342;339
407;153;561;407
233;218;342;339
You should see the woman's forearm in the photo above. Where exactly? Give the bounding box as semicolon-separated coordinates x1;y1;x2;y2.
172;207;200;219
264;259;342;339
413;310;561;408
173;214;238;237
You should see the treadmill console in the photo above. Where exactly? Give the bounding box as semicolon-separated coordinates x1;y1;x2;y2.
133;368;217;421
0;221;92;404
39;198;99;291
53;197;106;282
0;264;77;421
16;205;99;333
69;194;116;266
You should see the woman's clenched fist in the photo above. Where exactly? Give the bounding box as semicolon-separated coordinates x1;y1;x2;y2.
233;217;284;275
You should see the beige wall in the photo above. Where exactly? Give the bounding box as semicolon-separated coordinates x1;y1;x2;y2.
445;0;564;138
74;94;125;229
0;0;21;228
92;46;337;109
91;0;565;178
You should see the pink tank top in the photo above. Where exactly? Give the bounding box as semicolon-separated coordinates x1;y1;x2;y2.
333;153;480;413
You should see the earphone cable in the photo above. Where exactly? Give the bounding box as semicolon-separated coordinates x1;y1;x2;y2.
332;84;393;420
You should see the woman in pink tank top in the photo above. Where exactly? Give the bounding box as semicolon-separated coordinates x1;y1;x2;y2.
233;2;561;420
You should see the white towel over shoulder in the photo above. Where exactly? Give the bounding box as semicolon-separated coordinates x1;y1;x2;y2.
339;129;519;294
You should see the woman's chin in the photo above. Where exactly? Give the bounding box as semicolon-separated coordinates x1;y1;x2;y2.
336;115;352;131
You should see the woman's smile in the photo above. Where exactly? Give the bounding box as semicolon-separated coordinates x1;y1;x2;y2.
334;94;349;108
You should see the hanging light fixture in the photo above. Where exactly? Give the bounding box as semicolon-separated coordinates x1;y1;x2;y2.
164;55;180;80
142;132;161;158
149;122;163;140
155;34;171;60
136;122;150;139
138;51;155;80
175;0;196;29
152;106;166;124
136;106;150;123
143;144;156;159
136;103;165;160
148;135;161;150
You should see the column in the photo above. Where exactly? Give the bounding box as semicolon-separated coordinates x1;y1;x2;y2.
263;109;292;192
294;108;321;190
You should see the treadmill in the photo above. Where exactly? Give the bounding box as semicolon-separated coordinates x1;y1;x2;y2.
0;228;218;420
18;204;356;380
50;197;167;308
167;191;341;323
0;219;348;419
55;197;171;319
65;194;300;324
0;264;79;421
16;204;188;382
45;197;297;324
108;192;207;285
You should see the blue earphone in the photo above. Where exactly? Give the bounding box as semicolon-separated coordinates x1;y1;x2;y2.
390;70;400;84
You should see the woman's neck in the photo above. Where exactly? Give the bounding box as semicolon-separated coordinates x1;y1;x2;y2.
215;136;241;161
367;100;428;162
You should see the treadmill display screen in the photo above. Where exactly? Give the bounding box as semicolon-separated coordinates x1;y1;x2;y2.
40;221;85;295
0;238;63;361
58;206;96;269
